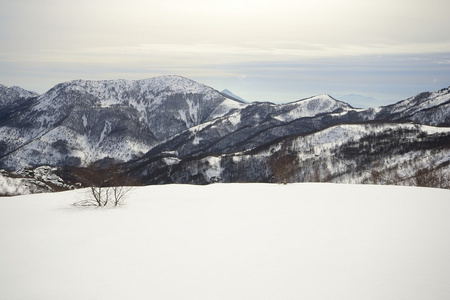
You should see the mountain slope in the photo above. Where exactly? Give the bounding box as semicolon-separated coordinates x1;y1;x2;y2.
0;85;39;126
127;122;450;186
122;88;450;187
136;94;360;160
1;77;450;191
376;86;450;125
0;76;244;168
0;84;39;106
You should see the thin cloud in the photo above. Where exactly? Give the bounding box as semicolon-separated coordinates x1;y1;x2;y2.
1;0;450;104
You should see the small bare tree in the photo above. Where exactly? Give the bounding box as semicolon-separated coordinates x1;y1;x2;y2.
73;161;133;207
108;163;133;207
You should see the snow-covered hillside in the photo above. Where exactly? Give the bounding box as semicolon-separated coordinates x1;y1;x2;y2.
0;84;39;106
1;78;450;190
1;183;449;300
272;94;353;122
0;75;245;168
377;86;450;125
128;122;450;186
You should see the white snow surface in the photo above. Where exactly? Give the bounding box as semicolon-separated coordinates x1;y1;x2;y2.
1;183;450;300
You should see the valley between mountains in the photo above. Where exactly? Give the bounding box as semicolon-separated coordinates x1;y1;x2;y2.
1;75;449;194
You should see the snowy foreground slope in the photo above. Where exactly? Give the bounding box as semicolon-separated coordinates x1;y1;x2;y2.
1;183;450;300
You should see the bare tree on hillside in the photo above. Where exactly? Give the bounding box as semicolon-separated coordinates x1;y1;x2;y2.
414;167;450;189
269;150;299;184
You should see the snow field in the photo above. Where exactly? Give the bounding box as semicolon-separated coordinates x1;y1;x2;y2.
1;183;450;300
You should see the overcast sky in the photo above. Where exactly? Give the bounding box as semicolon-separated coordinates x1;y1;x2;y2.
1;0;450;106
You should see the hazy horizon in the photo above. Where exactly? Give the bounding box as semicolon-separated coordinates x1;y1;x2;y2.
1;0;449;106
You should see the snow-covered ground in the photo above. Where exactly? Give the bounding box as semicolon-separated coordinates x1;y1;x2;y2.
1;183;449;300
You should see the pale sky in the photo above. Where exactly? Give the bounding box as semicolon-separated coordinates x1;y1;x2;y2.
1;0;450;106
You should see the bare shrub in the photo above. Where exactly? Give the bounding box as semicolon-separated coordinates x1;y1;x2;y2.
73;161;133;207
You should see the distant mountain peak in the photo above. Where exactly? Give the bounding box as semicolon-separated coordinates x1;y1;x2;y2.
290;93;351;107
221;89;247;103
337;94;379;108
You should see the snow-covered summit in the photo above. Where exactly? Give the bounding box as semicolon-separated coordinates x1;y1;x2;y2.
29;75;242;131
66;75;213;95
36;75;221;109
290;93;352;107
273;94;353;122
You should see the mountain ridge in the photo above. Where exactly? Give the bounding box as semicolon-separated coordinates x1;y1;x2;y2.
1;76;449;193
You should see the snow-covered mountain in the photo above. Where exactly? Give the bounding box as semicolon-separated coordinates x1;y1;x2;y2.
1;76;450;192
0;84;39;106
0;84;39;126
122;88;450;187
0;76;244;169
1;78;363;170
135;94;359;160
376;87;450;126
127;122;450;187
